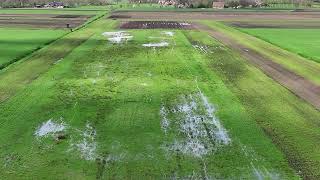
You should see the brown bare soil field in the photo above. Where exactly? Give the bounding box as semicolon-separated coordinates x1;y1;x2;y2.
228;21;320;28
193;22;320;110
120;21;193;29
0;14;92;28
111;11;320;21
109;14;132;19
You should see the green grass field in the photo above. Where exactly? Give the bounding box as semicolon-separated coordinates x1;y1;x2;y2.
0;6;320;179
0;28;66;69
0;16;301;178
241;28;320;63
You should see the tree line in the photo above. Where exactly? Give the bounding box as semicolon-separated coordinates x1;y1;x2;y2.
0;0;110;8
0;0;315;8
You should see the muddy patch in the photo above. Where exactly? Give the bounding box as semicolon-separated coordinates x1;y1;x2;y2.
102;31;133;44
161;91;231;158
120;21;193;29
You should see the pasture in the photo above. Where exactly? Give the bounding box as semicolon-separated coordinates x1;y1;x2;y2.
0;28;66;69
240;28;320;63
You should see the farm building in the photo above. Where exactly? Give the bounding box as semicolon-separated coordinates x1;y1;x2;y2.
212;0;225;9
44;1;65;8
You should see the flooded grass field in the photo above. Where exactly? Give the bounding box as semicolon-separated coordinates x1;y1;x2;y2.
1;8;320;179
0;23;300;178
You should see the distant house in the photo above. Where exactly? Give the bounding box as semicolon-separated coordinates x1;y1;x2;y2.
44;1;65;8
158;0;178;7
212;0;225;9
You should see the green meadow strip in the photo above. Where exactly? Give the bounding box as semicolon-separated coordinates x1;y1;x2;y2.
201;20;320;86
189;29;320;179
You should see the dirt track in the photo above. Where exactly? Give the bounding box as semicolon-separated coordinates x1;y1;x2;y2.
193;23;320;110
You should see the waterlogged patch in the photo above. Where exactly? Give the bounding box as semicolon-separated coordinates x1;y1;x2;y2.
34;119;102;161
192;44;212;54
142;42;169;47
146;72;152;77
161;31;174;37
161;91;231;157
102;31;133;44
35;118;66;137
71;123;97;161
241;144;281;179
160;106;170;134
252;163;280;180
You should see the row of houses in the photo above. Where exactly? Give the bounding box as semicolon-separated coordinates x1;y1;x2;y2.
35;1;65;8
158;0;266;9
158;0;226;8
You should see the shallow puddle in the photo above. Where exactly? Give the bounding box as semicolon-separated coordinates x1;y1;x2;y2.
102;31;133;44
142;42;169;47
160;91;231;158
71;123;97;161
35;118;66;137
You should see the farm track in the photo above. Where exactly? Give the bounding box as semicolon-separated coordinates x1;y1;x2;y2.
193;22;320;111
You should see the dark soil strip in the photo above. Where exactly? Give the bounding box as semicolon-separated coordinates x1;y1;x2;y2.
108;15;131;19
193;22;320;111
119;21;193;29
53;15;82;18
229;22;320;29
111;11;320;21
